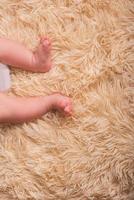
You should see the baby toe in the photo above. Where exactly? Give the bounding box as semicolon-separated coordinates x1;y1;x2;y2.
64;104;72;115
43;40;49;47
42;40;51;52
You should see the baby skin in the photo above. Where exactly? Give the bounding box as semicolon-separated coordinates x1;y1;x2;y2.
0;37;72;123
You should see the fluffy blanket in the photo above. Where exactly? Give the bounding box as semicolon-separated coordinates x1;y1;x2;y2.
0;0;134;199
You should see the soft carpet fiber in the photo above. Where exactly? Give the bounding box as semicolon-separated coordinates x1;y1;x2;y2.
0;0;134;199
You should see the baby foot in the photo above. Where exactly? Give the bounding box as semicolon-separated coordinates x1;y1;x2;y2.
33;36;52;72
49;93;73;116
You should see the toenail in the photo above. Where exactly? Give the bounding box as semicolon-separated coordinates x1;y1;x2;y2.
45;41;49;45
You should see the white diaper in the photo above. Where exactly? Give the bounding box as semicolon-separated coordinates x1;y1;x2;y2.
0;63;11;91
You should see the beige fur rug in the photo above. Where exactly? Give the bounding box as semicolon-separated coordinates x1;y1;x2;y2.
0;0;134;199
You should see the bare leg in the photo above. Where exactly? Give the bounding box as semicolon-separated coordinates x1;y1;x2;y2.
0;93;72;123
0;37;52;72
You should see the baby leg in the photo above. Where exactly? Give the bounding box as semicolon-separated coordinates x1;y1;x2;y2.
0;93;72;123
0;37;52;72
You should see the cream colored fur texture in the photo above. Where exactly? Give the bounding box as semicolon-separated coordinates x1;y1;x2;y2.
0;0;134;199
